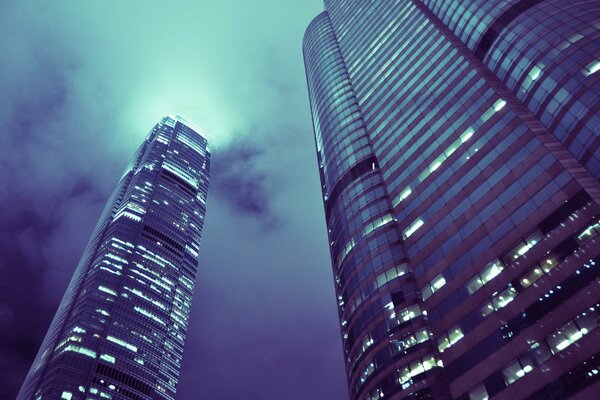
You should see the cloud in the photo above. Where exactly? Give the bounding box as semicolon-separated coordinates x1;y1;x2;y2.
0;210;57;398
211;139;276;220
0;1;349;399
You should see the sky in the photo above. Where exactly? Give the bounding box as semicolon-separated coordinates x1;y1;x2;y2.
0;1;350;399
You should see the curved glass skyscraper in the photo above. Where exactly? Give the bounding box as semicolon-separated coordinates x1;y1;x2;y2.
18;116;210;400
304;1;600;399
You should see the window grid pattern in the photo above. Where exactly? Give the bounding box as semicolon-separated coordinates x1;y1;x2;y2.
307;1;600;399
18;116;210;400
305;12;441;399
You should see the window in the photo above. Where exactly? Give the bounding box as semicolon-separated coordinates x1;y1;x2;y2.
375;264;408;289
504;231;542;263
360;361;376;384
467;259;503;294
100;354;116;364
468;383;488;400
438;325;464;353
482;285;517;317
502;358;532;385
422;273;446;300
403;218;424;239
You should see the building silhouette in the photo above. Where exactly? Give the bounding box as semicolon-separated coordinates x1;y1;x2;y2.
304;1;600;399
18;116;210;400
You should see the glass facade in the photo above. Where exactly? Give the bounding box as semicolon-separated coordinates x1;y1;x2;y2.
304;1;600;399
17;116;210;400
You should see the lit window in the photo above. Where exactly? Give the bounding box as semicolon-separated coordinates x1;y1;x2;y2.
361;334;374;353
399;354;439;389
438;325;463;353
505;231;541;262
415;328;430;343
428;154;446;174
135;306;167;326
374;264;407;289
438;336;450;353
338;238;356;266
466;275;484;295
364;213;394;236
583;60;600;76
519;266;543;288
493;99;506;111
481;284;517;317
392;328;431;354
368;388;384;400
529;65;543;81
481;260;503;282
494;285;517;308
403;218;424;239
541;256;558;273
98;286;117;296
100;354;116;364
577;219;600;243
360;361;376;383
548;321;586;353
393;187;412;206
422;273;446;300
460;127;474;143
466;259;503;294
62;345;96;359
107;335;137;352
399;304;421;322
468;383;488;400
502;358;533;384
398;365;412;387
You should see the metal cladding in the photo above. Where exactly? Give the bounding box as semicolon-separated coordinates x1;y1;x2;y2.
304;1;600;399
18;116;210;400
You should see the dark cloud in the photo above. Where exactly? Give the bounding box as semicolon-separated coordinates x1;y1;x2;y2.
0;14;117;394
0;211;59;397
211;140;275;218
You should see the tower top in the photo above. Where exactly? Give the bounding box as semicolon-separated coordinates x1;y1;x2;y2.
163;115;206;138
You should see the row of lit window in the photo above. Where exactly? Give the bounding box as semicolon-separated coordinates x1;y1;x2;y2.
351;325;432;387
467;302;600;400
340;261;407;327
446;252;600;383
412;153;567;279
437;217;597;355
349;2;418;90
393;97;506;237
372;55;474;162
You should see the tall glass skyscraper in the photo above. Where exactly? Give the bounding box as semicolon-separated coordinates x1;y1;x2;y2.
18;116;210;400
304;1;600;399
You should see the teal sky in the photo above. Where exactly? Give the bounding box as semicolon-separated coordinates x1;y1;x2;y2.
0;1;349;398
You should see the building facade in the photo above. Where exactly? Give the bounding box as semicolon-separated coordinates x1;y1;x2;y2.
18;116;211;400
304;1;600;399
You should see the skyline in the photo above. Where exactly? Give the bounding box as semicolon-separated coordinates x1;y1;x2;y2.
0;1;349;399
4;1;599;399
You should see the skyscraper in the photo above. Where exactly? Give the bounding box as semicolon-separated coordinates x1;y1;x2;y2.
304;1;600;399
18;116;210;400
